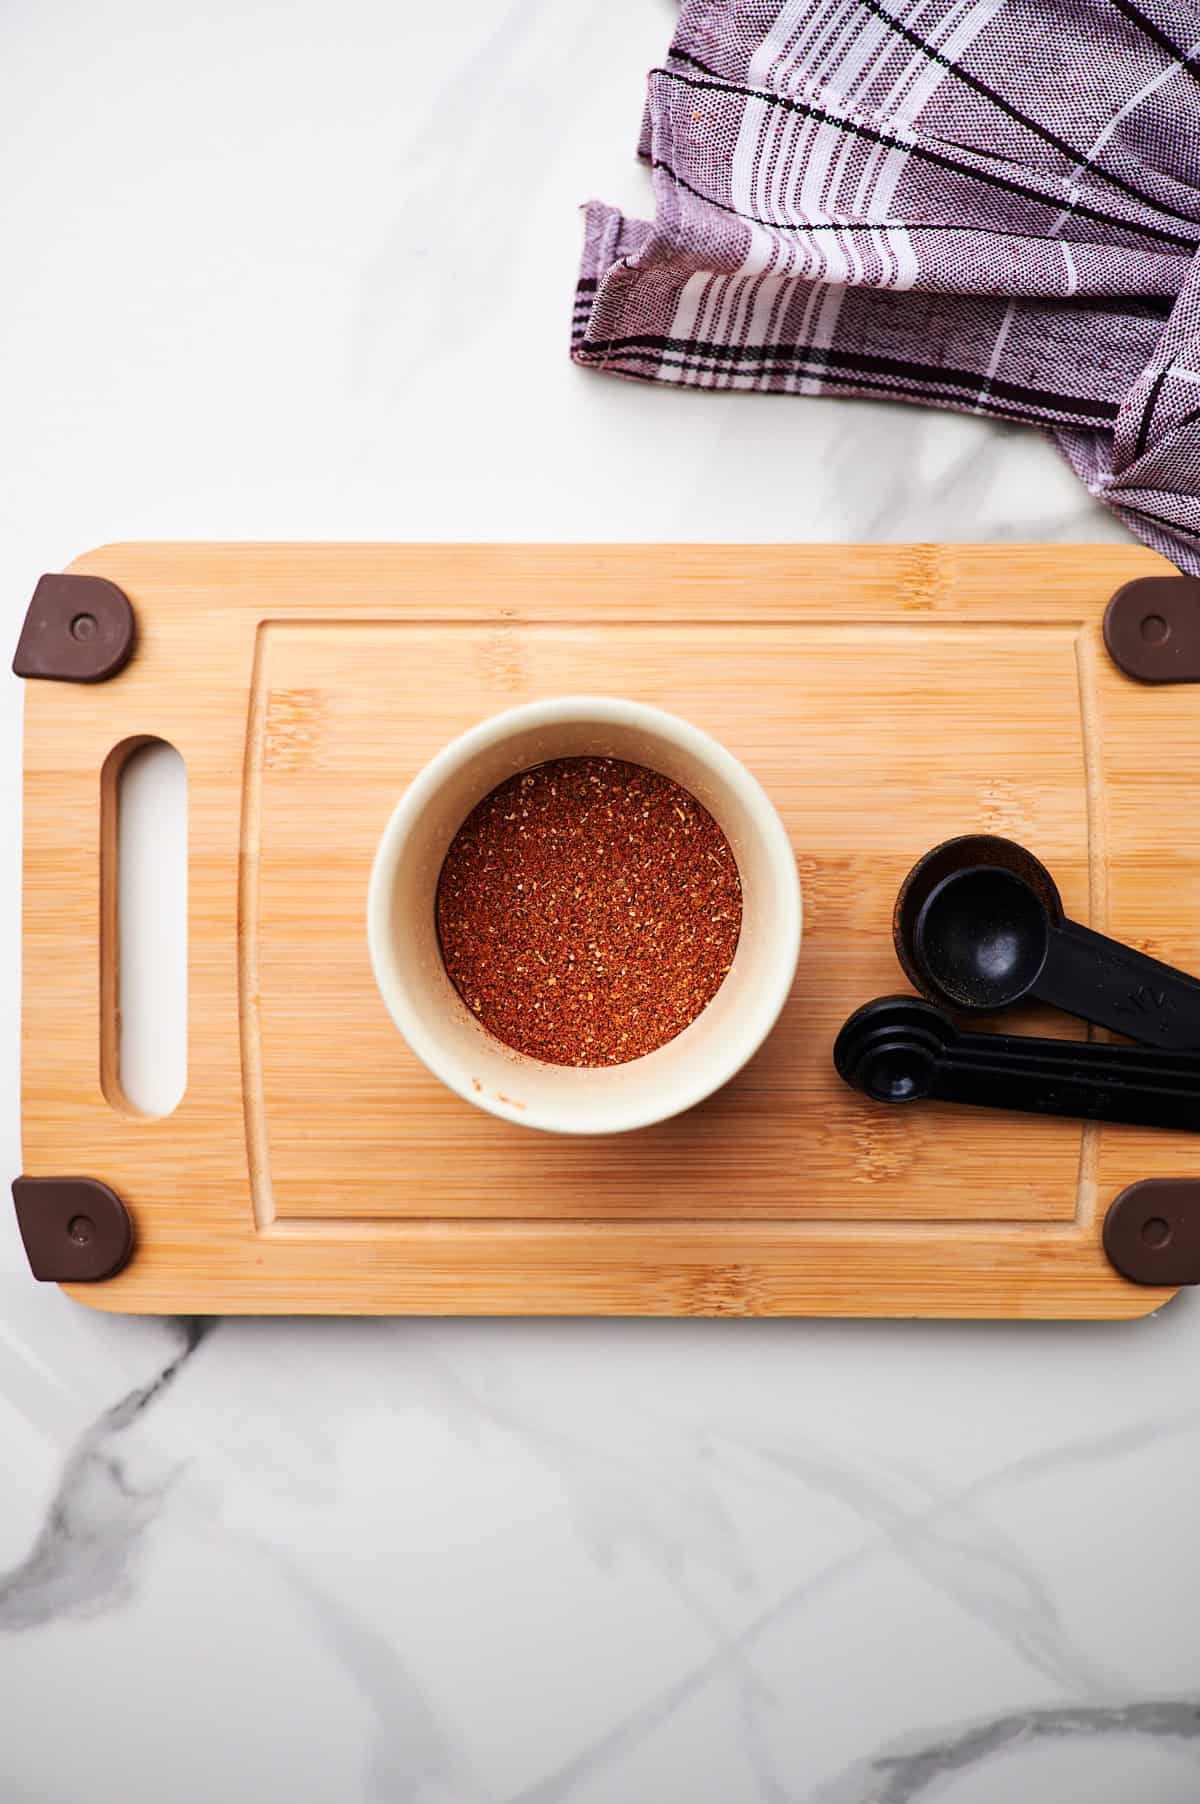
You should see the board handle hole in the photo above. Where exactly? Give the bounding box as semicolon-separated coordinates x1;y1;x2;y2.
101;738;188;1117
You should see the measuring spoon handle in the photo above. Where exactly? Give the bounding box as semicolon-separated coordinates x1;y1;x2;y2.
936;1036;1200;1129
1034;919;1200;1050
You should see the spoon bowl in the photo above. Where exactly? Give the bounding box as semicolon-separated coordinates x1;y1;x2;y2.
834;995;954;1102
895;835;1063;1011
915;864;1050;1010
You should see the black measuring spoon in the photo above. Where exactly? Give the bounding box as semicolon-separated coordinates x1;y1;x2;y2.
894;835;1200;1050
834;996;1200;1131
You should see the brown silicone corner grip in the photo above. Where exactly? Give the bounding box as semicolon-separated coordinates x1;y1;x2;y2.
11;1177;134;1282
1103;1178;1200;1286
1103;575;1200;683
13;573;135;683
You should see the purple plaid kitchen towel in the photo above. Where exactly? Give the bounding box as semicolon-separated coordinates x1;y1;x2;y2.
572;0;1200;571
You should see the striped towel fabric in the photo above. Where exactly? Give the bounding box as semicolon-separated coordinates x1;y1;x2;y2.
572;0;1200;571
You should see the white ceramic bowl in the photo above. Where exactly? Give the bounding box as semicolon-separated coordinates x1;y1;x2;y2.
367;697;801;1134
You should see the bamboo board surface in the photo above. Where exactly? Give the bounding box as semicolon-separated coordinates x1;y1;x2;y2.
18;541;1198;1315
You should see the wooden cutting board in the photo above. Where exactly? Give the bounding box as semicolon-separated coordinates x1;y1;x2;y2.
17;542;1199;1316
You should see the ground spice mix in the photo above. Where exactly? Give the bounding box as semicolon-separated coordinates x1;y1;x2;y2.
436;756;742;1066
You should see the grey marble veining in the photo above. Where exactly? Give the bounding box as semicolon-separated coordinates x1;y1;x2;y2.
279;1559;488;1804
1;0;1192;1799
815;1701;1200;1804
0;1320;210;1631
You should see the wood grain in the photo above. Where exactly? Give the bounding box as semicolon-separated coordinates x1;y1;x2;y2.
18;541;1194;1316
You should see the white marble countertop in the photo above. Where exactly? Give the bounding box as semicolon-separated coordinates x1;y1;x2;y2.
2;4;1197;1801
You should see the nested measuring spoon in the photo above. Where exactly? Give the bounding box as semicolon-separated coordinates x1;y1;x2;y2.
834;995;1200;1131
894;835;1200;1050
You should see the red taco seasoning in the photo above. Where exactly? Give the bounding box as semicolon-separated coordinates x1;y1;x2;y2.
435;756;742;1067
